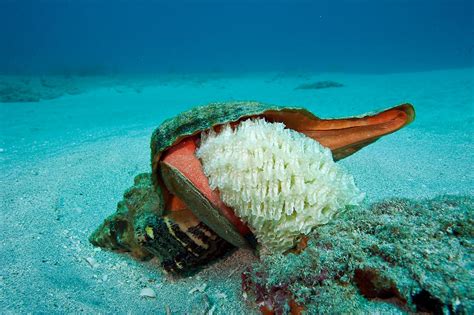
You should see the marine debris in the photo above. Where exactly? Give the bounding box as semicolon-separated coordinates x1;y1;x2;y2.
242;195;474;314
294;80;344;90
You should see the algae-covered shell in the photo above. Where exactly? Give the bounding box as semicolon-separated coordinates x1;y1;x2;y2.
151;101;414;184
151;101;414;248
150;102;326;250
91;101;414;275
150;101;316;185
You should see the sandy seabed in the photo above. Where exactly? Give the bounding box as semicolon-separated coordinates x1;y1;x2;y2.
1;68;473;313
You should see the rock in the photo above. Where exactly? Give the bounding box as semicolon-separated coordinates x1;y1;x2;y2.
294;80;344;90
243;195;474;314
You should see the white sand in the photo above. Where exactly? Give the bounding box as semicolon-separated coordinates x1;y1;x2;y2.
1;68;473;313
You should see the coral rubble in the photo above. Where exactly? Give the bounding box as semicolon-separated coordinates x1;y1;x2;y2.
243;195;473;314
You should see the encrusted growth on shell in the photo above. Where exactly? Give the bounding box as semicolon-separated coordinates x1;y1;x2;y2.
196;119;365;253
150;102;313;186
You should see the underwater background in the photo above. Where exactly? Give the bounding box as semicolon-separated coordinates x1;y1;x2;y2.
0;0;473;314
0;0;472;75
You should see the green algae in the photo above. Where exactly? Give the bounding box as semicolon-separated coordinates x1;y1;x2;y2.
244;195;473;314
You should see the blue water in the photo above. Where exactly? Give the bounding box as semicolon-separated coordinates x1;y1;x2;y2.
1;1;473;314
0;0;472;75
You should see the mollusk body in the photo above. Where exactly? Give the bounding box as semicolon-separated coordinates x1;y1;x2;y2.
90;101;414;275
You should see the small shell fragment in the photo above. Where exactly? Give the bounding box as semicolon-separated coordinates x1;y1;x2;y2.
140;287;157;298
189;283;207;294
84;257;98;268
